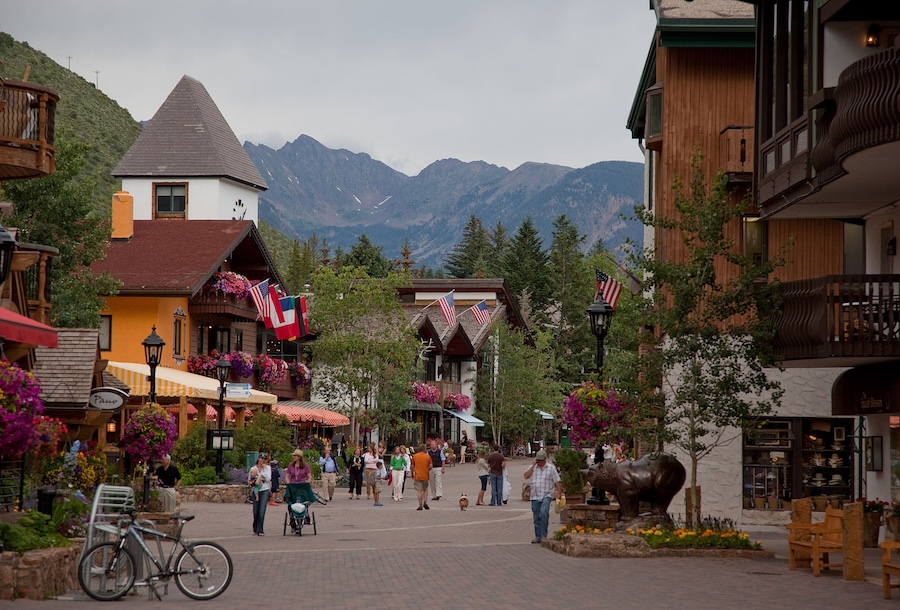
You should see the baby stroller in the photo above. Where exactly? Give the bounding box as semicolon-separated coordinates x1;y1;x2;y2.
283;482;317;536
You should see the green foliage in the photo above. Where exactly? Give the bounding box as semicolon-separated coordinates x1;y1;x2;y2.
304;449;323;480
501;216;551;321
630;150;786;524
309;267;419;442
172;421;215;470
181;466;218;486
234;411;295;459
444;215;491;278
344;234;391;278
553;447;588;494
1;137;121;327
0;510;69;553
475;322;553;447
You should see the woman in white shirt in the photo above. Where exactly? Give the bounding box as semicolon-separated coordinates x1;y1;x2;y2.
251;453;272;536
363;443;378;500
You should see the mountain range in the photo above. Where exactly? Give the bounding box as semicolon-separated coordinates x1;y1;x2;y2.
1;32;645;271
246;135;644;268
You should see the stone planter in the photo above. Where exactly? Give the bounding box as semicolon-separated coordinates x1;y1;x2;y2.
864;511;884;548
887;516;900;541
0;542;82;601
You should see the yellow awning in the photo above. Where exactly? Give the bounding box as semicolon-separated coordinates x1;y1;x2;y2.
105;361;277;405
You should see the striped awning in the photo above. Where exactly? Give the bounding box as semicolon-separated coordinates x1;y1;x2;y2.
272;401;349;426
106;361;277;405
203;405;253;421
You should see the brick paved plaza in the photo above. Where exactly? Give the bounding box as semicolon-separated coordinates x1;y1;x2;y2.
11;458;897;609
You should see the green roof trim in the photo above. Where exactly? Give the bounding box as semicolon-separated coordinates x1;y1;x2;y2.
626;39;657;140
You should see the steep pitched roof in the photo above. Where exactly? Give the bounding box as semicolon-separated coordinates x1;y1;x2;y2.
92;220;282;295
34;329;100;406
112;75;267;190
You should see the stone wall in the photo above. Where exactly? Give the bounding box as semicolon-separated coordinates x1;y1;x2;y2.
180;481;323;504
0;543;82;601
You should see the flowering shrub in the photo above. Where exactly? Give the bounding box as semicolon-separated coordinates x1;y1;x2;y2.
41;444;108;492
861;497;889;513
446;393;471;412
120;403;177;464
410;381;440;404
226;351;255;378
562;381;633;448
31;416;68;463
287;361;312;386
552;522;761;550
203;271;252;299
254;353;287;387
0;359;46;459
188;351;220;376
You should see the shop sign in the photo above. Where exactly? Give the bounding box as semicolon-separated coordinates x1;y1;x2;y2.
88;387;129;410
832;362;898;415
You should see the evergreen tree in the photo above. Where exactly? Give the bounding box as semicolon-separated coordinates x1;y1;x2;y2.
486;221;510;277
501;216;550;319
444;215;490;278
344;234;391;277
1;137;120;327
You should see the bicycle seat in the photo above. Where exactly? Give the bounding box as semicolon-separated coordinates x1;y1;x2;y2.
173;513;195;522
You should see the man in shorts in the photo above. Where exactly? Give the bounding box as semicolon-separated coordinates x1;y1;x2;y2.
410;443;433;510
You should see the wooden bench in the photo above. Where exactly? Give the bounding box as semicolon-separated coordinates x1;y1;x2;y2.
786;499;864;579
881;540;900;598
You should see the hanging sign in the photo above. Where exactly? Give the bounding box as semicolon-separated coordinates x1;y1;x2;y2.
88;387;129;410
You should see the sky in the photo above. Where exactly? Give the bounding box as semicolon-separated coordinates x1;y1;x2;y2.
4;1;657;177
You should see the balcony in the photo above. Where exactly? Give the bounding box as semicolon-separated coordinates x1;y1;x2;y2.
188;292;258;321
0;80;58;180
774;275;900;365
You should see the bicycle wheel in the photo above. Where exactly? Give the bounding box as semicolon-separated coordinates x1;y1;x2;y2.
78;542;136;601
174;541;233;600
314;491;328;505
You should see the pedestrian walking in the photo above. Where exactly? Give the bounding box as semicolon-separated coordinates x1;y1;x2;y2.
487;444;505;506
269;459;281;506
363;443;378;500
369;460;387;506
250;453;272;536
285;449;312;485
460;431;468;464
411;443;432;510
319;446;339;501
390;445;406;501
524;449;561;543
347;445;364;499
427;439;445;500
401;444;411;494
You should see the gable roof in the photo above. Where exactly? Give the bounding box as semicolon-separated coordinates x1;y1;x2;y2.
34;328;100;406
92;220;282;294
112;75;267;190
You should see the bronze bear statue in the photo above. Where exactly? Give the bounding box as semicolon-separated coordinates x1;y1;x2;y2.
582;453;686;530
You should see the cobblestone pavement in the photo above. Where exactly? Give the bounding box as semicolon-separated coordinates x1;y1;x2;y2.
12;458;896;609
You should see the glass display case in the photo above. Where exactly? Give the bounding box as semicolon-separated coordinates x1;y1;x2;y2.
742;421;793;510
801;420;853;510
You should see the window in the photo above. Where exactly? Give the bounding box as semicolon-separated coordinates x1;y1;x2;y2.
99;315;111;351
645;82;664;151
742;215;765;266
172;308;186;362
154;183;186;217
234;329;243;352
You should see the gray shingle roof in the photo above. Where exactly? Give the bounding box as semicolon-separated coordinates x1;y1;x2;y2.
112;75;267;190
34;329;101;406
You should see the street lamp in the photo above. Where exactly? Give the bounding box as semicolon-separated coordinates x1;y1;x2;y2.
587;299;614;374
141;326;165;506
215;354;231;484
586;299;614;506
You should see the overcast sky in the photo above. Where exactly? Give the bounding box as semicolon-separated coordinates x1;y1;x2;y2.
4;1;656;176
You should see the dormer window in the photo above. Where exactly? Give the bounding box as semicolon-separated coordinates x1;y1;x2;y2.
154;182;187;218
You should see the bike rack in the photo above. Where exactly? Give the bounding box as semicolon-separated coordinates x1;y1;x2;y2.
84;484;135;553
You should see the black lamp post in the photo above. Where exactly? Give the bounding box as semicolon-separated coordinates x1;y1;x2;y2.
141;326;165;507
586;299;614;506
215;355;231;484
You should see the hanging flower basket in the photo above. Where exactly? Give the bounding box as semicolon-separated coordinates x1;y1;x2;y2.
254;353;288;388
287;361;312;387
446;393;471;412
226;351;255;378
410;381;440;404
202;271;253;300
0;359;46;459
120;403;177;464
561;381;634;448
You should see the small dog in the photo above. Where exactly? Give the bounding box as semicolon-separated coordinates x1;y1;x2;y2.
459;494;469;511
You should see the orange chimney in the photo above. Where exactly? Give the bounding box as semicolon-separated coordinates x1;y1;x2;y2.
111;191;134;239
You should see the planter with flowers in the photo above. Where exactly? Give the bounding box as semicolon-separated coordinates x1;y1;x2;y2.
886;501;900;542
861;497;888;547
202;271;252;300
121;403;177;510
410;381;440;405
445;392;471;412
562;381;634;449
254;353;288;389
287;361;312;387
0;359;48;460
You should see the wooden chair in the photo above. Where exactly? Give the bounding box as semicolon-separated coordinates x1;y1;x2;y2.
881;540;900;599
786;501;864;579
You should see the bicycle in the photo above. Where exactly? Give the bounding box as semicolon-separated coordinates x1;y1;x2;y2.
78;508;232;602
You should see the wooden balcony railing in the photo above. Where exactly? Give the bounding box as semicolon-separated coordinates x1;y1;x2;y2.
189;292;258;321
774;274;900;361
0;80;58;180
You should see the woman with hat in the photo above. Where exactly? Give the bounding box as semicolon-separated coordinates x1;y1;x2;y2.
251;453;272;536
285;448;312;485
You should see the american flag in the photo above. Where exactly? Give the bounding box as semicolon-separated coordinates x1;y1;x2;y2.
471;300;491;325
438;291;457;327
595;269;623;310
249;279;269;322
